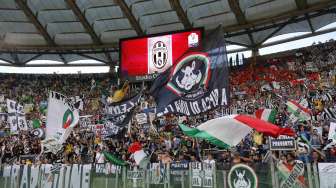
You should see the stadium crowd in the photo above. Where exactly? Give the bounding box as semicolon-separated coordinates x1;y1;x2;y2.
0;40;335;169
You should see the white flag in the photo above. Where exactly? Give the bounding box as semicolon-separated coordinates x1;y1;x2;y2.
148;35;172;74
328;122;336;143
44;91;79;153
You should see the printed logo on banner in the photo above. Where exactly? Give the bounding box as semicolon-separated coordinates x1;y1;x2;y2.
228;164;258;188
188;32;199;47
166;53;211;98
148;35;172;74
62;109;74;129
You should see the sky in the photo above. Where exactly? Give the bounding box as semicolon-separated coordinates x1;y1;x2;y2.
0;22;336;74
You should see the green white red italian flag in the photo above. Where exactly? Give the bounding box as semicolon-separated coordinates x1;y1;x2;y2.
286;100;311;121
255;109;277;123
179;115;295;148
277;162;306;188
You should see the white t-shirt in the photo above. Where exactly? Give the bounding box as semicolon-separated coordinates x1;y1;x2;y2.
203;159;216;166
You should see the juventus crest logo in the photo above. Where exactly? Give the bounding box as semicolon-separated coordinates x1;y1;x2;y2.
152;41;168;69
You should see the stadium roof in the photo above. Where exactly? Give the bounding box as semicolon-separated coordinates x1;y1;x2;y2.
0;0;335;67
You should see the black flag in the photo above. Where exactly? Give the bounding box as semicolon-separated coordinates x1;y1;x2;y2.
150;27;229;116
104;93;141;133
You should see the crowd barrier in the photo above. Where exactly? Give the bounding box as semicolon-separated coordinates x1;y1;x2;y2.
0;162;335;188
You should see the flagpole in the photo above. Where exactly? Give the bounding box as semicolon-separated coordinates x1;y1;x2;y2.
127;121;132;134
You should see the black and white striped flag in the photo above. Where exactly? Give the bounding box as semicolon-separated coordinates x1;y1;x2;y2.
322;93;333;101
322;108;336;120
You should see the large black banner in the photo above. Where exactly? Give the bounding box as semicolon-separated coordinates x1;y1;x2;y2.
150;27;229;116
105;93;141;127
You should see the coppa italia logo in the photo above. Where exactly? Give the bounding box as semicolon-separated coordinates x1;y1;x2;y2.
166;52;211;98
62;109;74;129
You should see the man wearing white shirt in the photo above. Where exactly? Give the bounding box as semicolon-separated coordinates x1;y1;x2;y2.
203;153;216;167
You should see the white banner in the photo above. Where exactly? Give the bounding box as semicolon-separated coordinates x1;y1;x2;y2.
148;35;172;74
203;163;215;188
7;99;27;133
44;91;79;153
328;122;336;143
3;164;91;188
191;162;202;187
136;113;148;125
318;163;336;188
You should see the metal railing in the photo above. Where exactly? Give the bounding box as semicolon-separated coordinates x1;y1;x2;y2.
0;162;334;188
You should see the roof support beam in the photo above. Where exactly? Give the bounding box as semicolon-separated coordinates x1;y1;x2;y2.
14;63;109;67
66;0;113;64
169;0;192;29
228;0;246;25
114;0;144;36
14;0;74;64
228;0;255;46
225;40;251;48
295;0;315;33
225;8;334;38
224;0;336;33
66;0;100;44
10;53;20;64
15;0;55;45
1;5;334;53
257;17;297;45
305;13;315;33
59;55;68;64
226;26;336;54
22;54;42;64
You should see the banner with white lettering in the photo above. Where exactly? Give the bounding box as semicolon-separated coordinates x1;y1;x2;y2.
170;162;189;183
135;113;148;125
5;164;92;188
277;160;305;188
191;162;202;187
105;93;141;127
150;28;229;116
203;163;215;188
269;136;296;151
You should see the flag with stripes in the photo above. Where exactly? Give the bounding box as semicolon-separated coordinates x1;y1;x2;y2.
322;108;336;120
322;93;333;101
179;115;295;148
255;109;277;123
286;100;311;122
